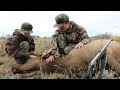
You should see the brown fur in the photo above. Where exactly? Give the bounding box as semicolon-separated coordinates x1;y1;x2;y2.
12;39;120;75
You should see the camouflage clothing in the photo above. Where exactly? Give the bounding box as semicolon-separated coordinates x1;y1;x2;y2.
5;29;35;64
19;41;29;53
50;21;91;58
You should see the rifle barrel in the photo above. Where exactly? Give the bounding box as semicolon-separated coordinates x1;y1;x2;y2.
89;39;113;68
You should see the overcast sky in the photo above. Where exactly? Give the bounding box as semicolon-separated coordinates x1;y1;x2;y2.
0;11;120;37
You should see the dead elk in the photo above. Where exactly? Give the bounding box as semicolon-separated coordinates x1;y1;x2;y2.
12;39;120;76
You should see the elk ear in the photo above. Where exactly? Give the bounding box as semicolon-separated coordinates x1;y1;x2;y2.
41;48;53;59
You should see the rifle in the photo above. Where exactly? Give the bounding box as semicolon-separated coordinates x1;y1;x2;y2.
81;39;113;79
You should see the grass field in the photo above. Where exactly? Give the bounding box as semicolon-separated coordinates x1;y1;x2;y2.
0;33;120;79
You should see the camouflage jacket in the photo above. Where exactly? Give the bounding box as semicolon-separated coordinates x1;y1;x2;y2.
5;29;35;60
50;21;91;58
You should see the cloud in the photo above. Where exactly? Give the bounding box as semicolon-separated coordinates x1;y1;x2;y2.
0;11;120;37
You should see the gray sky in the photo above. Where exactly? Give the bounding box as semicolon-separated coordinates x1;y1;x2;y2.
0;11;120;37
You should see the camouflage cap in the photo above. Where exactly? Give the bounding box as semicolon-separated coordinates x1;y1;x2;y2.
21;22;33;33
54;14;69;28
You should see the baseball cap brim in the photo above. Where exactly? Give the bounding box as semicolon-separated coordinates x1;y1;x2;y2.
22;29;33;33
53;23;64;28
28;30;33;33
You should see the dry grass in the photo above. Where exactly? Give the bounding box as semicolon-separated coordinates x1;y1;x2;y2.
0;37;81;79
0;34;120;79
34;37;52;55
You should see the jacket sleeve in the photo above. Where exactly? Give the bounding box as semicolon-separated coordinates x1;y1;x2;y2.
50;33;60;58
77;25;91;45
8;35;30;60
28;36;35;52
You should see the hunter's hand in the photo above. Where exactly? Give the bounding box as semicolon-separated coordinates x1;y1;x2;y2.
75;42;84;49
29;55;37;59
46;55;55;63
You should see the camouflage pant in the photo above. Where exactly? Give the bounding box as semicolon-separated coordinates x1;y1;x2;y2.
57;34;75;55
16;41;29;64
64;45;75;55
19;41;29;53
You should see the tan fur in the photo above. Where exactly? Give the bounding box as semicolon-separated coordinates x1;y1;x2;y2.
12;39;120;75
